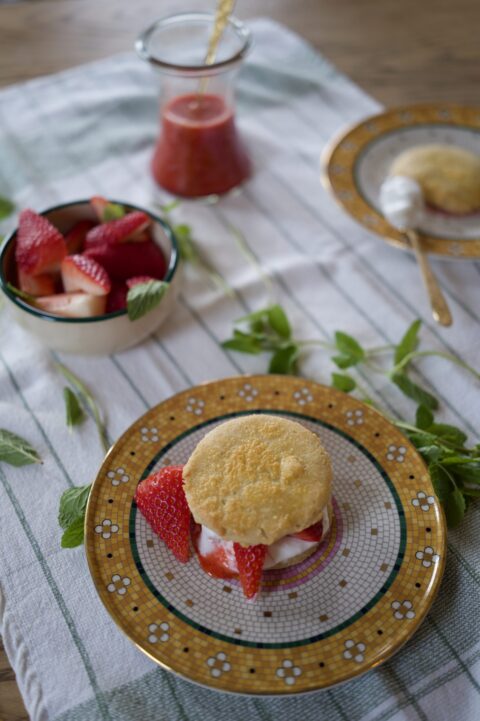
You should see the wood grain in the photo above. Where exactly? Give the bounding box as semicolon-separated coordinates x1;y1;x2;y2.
0;0;478;718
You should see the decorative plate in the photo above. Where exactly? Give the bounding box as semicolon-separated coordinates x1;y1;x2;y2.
85;375;446;694
322;103;480;258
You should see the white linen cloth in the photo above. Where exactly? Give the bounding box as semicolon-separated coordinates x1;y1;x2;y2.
0;18;479;721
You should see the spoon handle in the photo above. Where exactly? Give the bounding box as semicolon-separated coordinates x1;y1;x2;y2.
406;229;453;327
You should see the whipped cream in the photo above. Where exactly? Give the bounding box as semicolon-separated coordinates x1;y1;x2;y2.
380;175;425;230
197;506;330;572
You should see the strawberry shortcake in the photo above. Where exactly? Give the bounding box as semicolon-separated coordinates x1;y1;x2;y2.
135;414;333;599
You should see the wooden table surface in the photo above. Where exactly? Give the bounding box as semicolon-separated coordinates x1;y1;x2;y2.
0;0;478;718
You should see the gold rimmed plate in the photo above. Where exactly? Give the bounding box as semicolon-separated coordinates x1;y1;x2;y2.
85;375;446;694
322;103;480;258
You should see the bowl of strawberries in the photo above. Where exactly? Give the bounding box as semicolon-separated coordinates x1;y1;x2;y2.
0;197;179;354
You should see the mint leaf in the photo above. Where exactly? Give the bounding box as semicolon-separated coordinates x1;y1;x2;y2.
127;280;169;321
334;332;364;362
0;196;14;220
418;445;443;462
222;337;262;354
56;364;109;453
416;405;434;430
430;463;454;502
267;305;291;339
391;373;438;410
444;487;466;527
160;199;181;214
58;484;91;530
394;319;422;365
331;372;356;393
269;344;299;374
61;516;85;548
429;423;468;447
102;202;125;222
332;354;358;369
63;387;85;428
175;224;198;263
0;429;41;466
237;308;271;325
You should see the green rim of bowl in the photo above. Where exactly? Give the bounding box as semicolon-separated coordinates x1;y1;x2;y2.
0;199;179;324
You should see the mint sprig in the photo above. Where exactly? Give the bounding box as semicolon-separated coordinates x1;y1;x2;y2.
223;306;480;526
56;363;109;453
222;305;301;374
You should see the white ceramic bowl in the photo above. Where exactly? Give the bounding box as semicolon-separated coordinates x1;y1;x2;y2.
0;199;180;354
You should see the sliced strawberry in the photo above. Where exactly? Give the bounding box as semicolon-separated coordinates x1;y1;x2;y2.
18;269;56;297
85;211;150;247
84;240;166;281
15;209;67;276
135;466;190;563
65;220;95;254
292;519;324;542
90;196;110;222
35;292;106;318
106;282;128;313
233;543;268;599
126;275;156;288
61;255;111;296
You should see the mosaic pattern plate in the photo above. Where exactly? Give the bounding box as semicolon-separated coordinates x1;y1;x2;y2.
85;376;446;694
322;103;480;258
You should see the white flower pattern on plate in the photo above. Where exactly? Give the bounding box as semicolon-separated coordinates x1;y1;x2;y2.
94;519;119;539
186;397;205;415
293;388;313;406
106;574;131;596
148;622;169;643
346;409;364;426
386;444;407;462
107;468;129;486
412;492;435;512
238;384;258;402
206;652;231;678
343;640;366;663
275;659;302;686
392;600;415;620
140;426;159;442
415;547;440;567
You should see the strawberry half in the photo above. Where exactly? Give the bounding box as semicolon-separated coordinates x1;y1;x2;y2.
61;255;111;296
135;466;191;563
292;519;324;542
84;240;167;281
65;220;95;254
233;543;268;599
35;292;106;318
85;211;150;247
18;269;56;297
15;209;67;276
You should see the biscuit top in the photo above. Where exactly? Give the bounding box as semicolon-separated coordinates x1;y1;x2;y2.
183;414;332;547
390;144;480;214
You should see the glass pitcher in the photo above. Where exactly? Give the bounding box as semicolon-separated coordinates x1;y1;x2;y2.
136;12;252;198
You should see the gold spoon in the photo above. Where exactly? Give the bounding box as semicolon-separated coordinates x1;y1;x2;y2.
380;176;453;327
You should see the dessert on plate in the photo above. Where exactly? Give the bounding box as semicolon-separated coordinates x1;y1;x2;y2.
135;414;333;598
389;143;480;215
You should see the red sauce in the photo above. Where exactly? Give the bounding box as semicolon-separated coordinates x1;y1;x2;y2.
151;93;251;197
191;523;238;580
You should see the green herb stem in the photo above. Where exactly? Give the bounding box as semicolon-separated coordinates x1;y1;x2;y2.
392;350;480;382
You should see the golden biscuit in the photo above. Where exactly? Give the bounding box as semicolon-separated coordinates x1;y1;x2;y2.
390;144;480;214
183;414;332;547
